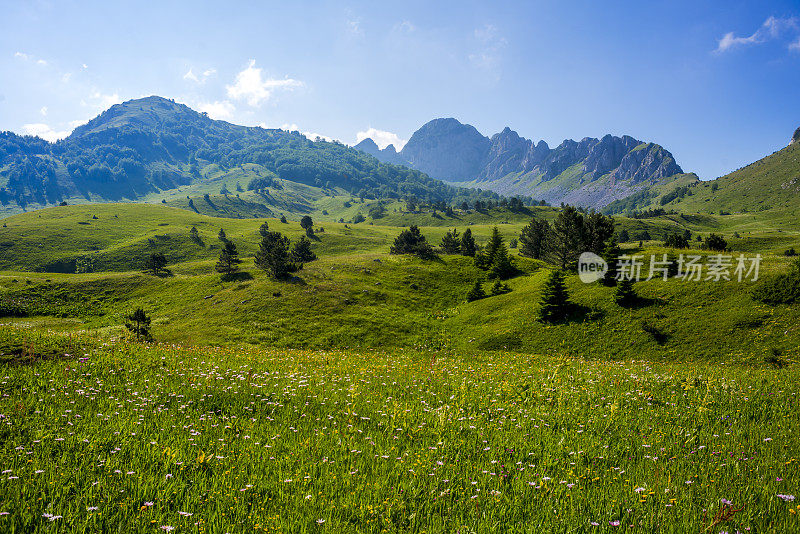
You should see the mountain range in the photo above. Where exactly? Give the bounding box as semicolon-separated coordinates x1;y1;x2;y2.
0;97;498;216
355;118;695;208
1;97;797;218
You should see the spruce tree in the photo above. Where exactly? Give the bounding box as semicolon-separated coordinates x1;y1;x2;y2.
484;227;504;262
254;231;297;279
614;277;637;307
218;228;227;241
125;308;152;341
488;242;514;280
189;226;201;244
548;206;586;269
601;239;622;286
466;280;486;302
490;279;510;295
460;228;477;257
290;236;317;263
215;240;241;275
259;221;270;237
390;226;436;259
144;252;167;275
440;229;461;254
537;270;571;322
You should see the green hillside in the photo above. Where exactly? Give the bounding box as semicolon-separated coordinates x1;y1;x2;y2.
1;203;798;360
626;141;800;215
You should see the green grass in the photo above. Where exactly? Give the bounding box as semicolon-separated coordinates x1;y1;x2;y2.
0;327;798;532
630;142;800;215
1;203;800;360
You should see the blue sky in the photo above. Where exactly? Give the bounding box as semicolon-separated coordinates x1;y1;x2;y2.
1;0;799;180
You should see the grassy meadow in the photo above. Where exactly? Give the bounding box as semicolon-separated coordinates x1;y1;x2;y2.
1;202;800;532
0;327;798;533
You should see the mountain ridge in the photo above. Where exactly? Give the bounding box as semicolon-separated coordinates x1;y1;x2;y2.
355;117;686;208
0;96;501;215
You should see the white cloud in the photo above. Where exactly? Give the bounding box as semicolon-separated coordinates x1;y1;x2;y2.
83;90;122;110
279;123;338;143
22;123;70;142
355;128;407;150
69;118;90;129
14;51;48;65
394;20;415;34
198;100;235;120
184;67;216;84
226;59;302;106
40;106;47;116
81;63;88;70
716;16;799;52
469;24;508;80
790;36;800;52
62;72;72;82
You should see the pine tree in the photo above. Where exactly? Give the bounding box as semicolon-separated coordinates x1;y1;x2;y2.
484;227;504;261
144;252;167;275
440;228;461;254
537;270;571;322
601;239;622;286
215;240;241;275
125;308;152;341
490;279;510;295
614;277;637;307
218;228;227;241
489;242;514;280
280;214;288;224
460;228;477;257
259;221;270;237
390;226;436;259
189;226;201;244
290;236;317;263
254;231;297;279
466;280;486;302
548;206;586;269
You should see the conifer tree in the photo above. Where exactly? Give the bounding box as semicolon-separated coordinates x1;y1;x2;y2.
615;277;637;307
460;228;477;257
290;236;317;263
537;270;571;322
390;226;436;259
466;280;486;302
259;221;270;237
218;228;227;241
125;308;152;341
489;241;514;280
215;239;241;275
254;231;297;279
601;239;622;286
144;252;168;275
440;228;462;254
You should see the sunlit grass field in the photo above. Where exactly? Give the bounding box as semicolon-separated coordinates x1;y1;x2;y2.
0;327;798;533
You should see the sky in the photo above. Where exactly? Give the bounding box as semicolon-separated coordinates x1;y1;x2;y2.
1;0;799;180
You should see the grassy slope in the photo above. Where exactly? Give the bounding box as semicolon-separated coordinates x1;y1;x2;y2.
1;203;799;360
647;142;800;215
